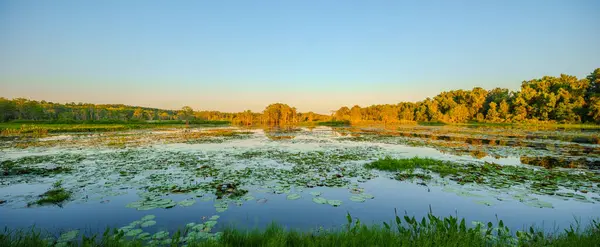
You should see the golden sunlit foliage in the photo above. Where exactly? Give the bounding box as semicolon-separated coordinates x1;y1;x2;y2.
333;68;600;124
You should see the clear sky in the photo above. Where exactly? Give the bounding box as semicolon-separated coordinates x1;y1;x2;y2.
1;1;599;114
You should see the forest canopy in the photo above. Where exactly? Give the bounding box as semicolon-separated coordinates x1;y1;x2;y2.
1;68;600;125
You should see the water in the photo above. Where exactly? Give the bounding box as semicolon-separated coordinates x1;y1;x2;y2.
1;125;599;238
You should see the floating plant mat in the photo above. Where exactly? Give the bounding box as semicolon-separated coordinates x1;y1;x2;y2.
367;157;600;208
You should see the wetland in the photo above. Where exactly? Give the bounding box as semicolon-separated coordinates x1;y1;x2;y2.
1;124;600;246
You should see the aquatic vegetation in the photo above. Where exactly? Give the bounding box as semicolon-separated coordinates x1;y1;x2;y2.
327;199;343;207
312;197;327;204
1;125;600;243
140;221;156;228
178;199;196;207
286;193;301;200
126;197;177;211
317;120;350;127
342;125;600;167
366;157;600;207
33;180;71;206
350;195;366;202
57;230;79;245
2;213;600;247
309;191;322;197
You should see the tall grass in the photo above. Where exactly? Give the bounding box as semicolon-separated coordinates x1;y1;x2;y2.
317;120;350;127
1;212;599;247
365;156;460;178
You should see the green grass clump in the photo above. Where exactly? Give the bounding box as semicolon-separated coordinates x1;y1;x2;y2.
34;180;71;205
366;157;460;177
1;213;599;247
365;157;600;196
317;120;350;127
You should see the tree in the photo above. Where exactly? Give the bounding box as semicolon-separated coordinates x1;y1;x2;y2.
262;103;297;126
350;105;362;124
486;102;500;122
447;104;470;123
498;100;510;120
589;97;600;123
334;106;350;121
381;105;398;125
179;106;194;124
133;108;144;120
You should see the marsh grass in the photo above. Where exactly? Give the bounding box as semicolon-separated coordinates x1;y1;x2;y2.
1;160;72;176
0;121;231;136
366;157;460;178
317;120;350;127
1;212;599;247
33;180;71;206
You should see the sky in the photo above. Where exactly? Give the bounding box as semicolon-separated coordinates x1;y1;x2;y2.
1;1;599;114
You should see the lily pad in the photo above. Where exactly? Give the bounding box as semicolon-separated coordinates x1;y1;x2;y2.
360;193;375;199
152;231;169;239
125;229;143;237
327;199;343;207
523;200;553;208
140;220;156;228
58;230;79;242
138;232;151;240
350;195;366;202
209;215;220;221
129;220;142;227
137;205;156;211
192;223;206;231
178;199;196;207
287;193;301;200
312;197;327;204
205;220;218;228
141;215;155;221
309;191;322;197
119;226;133;233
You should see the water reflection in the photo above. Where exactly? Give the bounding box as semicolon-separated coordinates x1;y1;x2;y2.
327;126;600;169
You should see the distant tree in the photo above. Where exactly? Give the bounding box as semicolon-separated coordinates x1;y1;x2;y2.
133;108;144;120
334;106;351;121
263;103;297;126
382;105;398;125
350;105;362;124
589;97;600;123
486;102;500;122
178;106;195;124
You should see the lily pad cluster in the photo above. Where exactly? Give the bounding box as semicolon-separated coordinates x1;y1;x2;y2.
119;215;157;240
126;197;176;211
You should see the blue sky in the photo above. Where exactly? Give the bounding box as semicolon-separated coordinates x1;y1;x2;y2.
1;1;599;113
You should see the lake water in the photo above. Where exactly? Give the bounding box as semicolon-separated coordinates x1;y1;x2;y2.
1;125;599;240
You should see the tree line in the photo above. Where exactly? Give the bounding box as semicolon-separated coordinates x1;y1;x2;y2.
1;68;599;125
334;68;600;124
0;98;330;125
